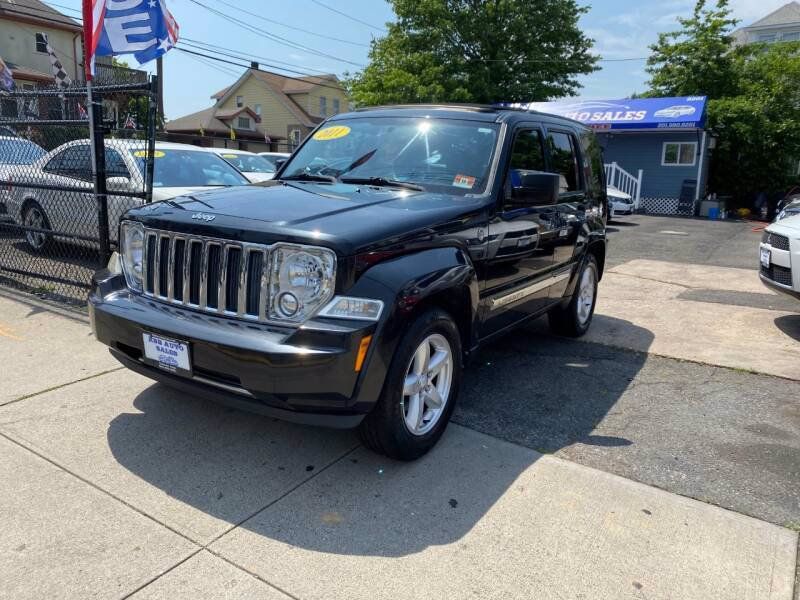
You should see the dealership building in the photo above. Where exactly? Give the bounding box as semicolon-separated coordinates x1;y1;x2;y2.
526;96;712;215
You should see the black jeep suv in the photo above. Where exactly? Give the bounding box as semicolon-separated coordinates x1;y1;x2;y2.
90;105;608;460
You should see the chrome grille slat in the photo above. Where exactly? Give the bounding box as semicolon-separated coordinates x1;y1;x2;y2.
141;227;272;323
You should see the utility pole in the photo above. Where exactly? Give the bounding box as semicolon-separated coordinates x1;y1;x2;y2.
156;56;164;128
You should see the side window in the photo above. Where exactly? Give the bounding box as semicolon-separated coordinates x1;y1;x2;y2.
580;130;604;196
57;145;92;180
105;149;130;178
546;131;581;194
509;129;546;172
43;152;63;174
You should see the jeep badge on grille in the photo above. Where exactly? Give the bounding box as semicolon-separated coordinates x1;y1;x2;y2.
191;212;215;222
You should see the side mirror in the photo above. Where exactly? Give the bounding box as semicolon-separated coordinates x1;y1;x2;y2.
106;176;132;192
508;170;560;207
274;158;287;170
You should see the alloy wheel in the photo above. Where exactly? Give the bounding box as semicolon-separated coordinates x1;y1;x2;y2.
576;266;596;326
401;333;453;436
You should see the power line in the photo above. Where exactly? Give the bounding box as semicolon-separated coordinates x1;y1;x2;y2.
212;0;370;48
186;0;365;68
309;0;386;32
173;46;348;94
181;37;337;75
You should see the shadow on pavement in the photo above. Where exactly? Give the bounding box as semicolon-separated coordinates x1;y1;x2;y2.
107;315;653;557
774;314;800;341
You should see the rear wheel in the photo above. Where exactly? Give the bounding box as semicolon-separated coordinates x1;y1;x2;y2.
359;308;462;461
22;201;51;252
548;255;598;338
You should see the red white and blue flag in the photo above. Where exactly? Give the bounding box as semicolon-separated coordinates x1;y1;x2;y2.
83;0;179;81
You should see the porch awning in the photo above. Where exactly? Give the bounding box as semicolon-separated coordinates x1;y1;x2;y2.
516;96;707;131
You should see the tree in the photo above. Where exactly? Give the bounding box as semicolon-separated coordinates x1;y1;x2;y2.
346;0;598;106
707;43;800;202
646;0;739;99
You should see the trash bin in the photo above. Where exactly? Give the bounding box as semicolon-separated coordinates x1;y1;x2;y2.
708;207;719;220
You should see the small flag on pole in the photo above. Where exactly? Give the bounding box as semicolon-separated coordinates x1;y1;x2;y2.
0;57;15;92
77;102;88;120
45;38;72;90
124;114;137;129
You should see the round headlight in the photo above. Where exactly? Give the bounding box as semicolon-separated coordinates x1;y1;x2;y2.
121;221;144;291
269;245;336;323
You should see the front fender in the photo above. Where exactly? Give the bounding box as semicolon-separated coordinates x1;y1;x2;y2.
344;247;479;411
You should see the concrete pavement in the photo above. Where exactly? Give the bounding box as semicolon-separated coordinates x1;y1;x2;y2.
0;287;797;599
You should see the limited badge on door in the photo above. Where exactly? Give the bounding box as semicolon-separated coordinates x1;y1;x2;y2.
143;333;191;374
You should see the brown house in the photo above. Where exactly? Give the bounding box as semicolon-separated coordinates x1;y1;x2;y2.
165;66;349;153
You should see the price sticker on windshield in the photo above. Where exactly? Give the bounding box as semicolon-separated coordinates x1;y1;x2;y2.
313;125;351;141
453;174;476;189
133;150;165;158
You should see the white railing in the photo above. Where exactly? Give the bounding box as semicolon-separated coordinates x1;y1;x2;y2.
605;162;643;203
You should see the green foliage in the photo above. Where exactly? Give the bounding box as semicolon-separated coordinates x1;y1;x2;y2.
707;42;800;200
346;0;598;106
646;0;739;99
646;0;800;203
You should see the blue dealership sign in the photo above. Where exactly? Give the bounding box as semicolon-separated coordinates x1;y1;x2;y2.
510;96;707;130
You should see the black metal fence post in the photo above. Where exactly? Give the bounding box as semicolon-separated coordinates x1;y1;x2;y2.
89;86;111;266
144;75;158;203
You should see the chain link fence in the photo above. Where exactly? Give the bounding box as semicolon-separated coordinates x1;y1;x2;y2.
0;76;157;306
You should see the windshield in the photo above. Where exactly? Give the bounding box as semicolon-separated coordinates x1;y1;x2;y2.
0;139;45;164
129;148;249;188
218;152;276;173
282;117;500;194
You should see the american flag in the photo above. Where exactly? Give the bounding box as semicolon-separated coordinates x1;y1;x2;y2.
83;0;179;81
124;114;137;129
77;102;88;120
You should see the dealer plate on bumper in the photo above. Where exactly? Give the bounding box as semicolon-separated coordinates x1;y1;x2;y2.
761;247;771;269
143;333;191;374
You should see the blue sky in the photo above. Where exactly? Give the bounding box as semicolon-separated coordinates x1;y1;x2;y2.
51;0;790;119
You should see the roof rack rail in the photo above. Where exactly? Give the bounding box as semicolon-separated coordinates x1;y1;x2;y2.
354;103;500;113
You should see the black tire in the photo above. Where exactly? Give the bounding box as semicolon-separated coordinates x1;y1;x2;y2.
548;255;599;338
358;308;462;461
21;201;52;252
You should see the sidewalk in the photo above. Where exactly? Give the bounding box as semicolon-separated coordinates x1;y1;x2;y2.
0;290;796;599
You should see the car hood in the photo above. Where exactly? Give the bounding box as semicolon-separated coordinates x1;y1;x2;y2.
152;186;228;200
769;213;800;233
127;181;487;256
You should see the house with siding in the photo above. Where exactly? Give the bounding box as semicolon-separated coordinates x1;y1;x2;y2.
0;0;82;89
528;97;712;215
733;2;800;45
165;65;349;153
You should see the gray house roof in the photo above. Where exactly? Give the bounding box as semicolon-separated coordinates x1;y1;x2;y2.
749;1;800;28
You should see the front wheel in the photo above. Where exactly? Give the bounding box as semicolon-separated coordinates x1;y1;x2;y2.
548;255;599;337
22;201;52;252
359;308;462;461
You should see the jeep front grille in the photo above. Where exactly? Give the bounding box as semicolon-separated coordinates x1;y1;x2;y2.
142;228;270;321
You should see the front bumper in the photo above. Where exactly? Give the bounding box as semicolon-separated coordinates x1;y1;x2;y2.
89;270;381;428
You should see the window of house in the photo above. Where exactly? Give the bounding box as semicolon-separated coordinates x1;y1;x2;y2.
254;103;262;115
782;31;800;41
235;95;243;108
238;116;251;129
289;129;301;148
21;83;34;91
758;33;777;42
662;142;697;166
332;98;340;114
35;33;48;53
546;131;581;193
319;96;327;117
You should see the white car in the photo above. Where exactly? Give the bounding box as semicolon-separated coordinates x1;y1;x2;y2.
8;140;249;251
0;136;46;222
607;185;635;219
208;148;278;183
760;214;800;298
654;105;696;118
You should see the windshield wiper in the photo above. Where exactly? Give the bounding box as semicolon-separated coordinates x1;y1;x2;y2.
281;173;337;183
340;177;424;191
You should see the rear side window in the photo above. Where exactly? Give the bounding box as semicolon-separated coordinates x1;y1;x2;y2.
580;130;604;197
546;131;581;193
